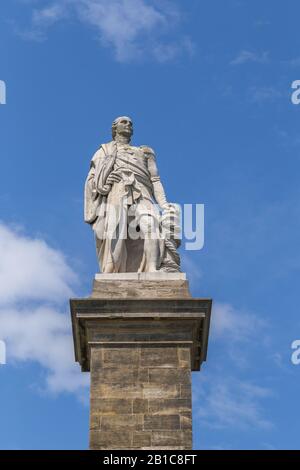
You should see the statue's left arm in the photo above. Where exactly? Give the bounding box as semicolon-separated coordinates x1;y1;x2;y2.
84;150;101;224
84;145;116;224
144;147;170;210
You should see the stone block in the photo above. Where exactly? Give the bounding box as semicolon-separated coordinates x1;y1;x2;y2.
102;348;140;367
148;368;190;384
91;367;148;385
133;398;148;413
180;384;192;399
132;432;152;447
90;412;100;430
180;412;192;430
148;398;191;415
144;414;181;430
101;414;143;431
140;348;179;368
142;384;180;399
178;348;191;368
90;398;132;415
90;430;132;449
151;430;192;448
92;383;143;399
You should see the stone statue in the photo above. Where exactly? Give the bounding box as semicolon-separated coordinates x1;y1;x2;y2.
84;116;181;273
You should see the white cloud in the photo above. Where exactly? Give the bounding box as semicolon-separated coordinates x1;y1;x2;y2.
195;375;273;431
76;0;166;62
0;222;88;395
230;50;269;65
210;302;268;370
212;302;265;343
0;305;89;394
32;3;67;26
0;223;76;305
21;0;193;62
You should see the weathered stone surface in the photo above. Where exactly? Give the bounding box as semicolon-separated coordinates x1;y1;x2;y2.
92;383;144;399
148;398;191;414
90;430;132;449
95;273;187;281
90;399;132;415
70;296;211;373
180;412;192;430
90;412;99;430
133;398;148;414
148;368;190;384
89;344;194;449
143;414;181;430
152;430;192;448
92;279;191;299
180;384;192;399
101;414;143;431
102;348;140;367
140;348;179;368
142;384;180;400
178;348;191;368
71;280;212;450
132;432;152;447
92;367;149;385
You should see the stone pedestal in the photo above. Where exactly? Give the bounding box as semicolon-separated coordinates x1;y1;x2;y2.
70;273;212;450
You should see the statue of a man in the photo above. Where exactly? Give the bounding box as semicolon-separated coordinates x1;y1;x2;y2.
84;116;180;273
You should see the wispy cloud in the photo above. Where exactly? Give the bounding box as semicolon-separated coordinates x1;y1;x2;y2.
248;86;283;103
284;57;300;67
254;20;271;28
210;302;268;370
0;222;88;396
275;128;300;148
0;305;89;395
193;301;273;434
152;36;195;63
32;3;68;27
212;302;265;343
230;50;269;65
195;375;273;431
0;223;76;305
17;0;194;62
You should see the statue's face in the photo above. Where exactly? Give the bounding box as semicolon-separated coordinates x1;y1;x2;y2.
115;118;133;138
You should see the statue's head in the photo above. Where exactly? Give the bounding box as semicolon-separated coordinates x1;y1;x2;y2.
112;116;133;140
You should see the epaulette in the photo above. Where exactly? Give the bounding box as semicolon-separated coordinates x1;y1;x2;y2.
140;145;155;156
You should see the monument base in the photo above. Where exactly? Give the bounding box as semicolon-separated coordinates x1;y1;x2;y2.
70;273;212;450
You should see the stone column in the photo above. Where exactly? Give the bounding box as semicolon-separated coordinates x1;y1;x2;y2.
70;273;212;450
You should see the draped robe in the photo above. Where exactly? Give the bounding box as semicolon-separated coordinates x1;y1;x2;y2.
84;141;165;272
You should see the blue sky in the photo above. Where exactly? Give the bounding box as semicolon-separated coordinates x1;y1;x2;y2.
0;0;300;450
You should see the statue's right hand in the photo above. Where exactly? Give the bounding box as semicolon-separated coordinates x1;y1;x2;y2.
106;172;122;185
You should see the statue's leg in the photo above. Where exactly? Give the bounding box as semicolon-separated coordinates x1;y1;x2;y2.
95;236;102;272
95;236;115;273
139;213;160;272
102;256;115;273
